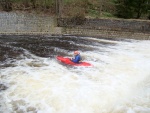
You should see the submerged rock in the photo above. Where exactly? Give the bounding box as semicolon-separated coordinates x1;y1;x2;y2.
27;107;37;112
0;84;7;91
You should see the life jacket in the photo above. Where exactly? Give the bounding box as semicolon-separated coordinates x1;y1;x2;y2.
72;54;81;63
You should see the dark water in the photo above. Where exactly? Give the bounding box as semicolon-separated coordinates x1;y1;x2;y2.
0;35;116;67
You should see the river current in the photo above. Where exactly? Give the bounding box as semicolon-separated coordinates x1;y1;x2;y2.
0;35;150;113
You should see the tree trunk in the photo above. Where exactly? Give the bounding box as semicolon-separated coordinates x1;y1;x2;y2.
99;0;103;16
56;0;63;17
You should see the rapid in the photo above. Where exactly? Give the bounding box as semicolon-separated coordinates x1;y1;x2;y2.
0;35;150;113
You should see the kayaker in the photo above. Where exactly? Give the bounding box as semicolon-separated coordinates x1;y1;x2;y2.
71;51;82;63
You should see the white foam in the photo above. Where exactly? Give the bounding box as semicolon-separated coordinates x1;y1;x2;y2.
1;39;150;113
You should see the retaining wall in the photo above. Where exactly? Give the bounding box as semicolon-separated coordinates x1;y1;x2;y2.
0;12;150;40
64;28;150;40
0;12;61;34
58;18;150;40
58;18;150;33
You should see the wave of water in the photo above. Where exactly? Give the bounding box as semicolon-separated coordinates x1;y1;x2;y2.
0;35;150;113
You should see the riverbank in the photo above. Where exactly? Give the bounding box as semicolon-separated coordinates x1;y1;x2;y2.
0;12;149;40
63;28;150;40
57;18;150;40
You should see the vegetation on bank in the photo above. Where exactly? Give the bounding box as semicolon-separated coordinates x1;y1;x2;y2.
0;0;150;20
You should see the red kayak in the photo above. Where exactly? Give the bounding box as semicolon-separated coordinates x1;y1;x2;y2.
56;56;92;67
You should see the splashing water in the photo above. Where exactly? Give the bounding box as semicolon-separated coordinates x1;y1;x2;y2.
0;35;150;113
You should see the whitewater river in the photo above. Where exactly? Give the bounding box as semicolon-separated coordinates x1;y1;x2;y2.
0;35;150;113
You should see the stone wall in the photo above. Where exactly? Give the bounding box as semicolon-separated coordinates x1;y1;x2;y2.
0;12;150;40
64;28;150;40
58;18;150;40
58;18;150;33
0;12;61;34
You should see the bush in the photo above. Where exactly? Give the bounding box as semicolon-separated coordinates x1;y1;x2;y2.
71;12;85;25
0;0;13;11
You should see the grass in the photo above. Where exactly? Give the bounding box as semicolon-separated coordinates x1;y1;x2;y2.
87;9;116;19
